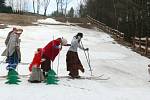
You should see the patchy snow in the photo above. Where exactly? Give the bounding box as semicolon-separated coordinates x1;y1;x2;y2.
0;24;5;25
0;18;150;100
38;18;63;24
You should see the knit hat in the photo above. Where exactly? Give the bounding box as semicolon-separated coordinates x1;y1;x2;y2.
61;37;67;45
76;32;83;38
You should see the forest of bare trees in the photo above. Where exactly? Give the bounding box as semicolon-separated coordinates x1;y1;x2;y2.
79;0;150;41
4;0;74;16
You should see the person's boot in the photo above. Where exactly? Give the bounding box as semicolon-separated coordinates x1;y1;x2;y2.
68;73;75;79
75;76;81;78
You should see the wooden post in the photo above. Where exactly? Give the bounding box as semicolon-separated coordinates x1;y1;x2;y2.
118;31;121;40
139;37;141;53
133;36;135;49
123;33;124;41
115;30;118;40
145;37;148;56
121;33;123;41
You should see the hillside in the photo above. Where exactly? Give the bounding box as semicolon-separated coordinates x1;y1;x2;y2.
0;13;46;27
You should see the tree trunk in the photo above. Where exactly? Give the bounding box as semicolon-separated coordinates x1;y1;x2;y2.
33;0;35;13
57;2;59;15
64;2;67;16
37;0;40;14
44;8;47;16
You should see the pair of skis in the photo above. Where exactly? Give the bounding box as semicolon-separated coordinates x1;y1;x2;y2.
0;74;110;80
58;74;110;80
0;61;30;65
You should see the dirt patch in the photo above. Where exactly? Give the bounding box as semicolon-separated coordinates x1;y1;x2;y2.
0;13;47;27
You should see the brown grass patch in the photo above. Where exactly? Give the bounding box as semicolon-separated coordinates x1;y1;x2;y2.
0;13;46;27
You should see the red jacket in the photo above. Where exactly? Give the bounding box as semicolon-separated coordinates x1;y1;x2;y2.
29;50;42;72
43;38;62;61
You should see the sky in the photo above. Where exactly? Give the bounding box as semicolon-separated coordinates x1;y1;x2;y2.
6;0;82;15
41;0;81;15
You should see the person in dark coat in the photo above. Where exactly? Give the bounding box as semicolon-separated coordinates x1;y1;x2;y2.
66;33;88;78
41;37;67;77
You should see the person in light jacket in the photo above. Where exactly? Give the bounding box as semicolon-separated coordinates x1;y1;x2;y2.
6;29;23;71
66;33;88;78
1;27;17;63
5;27;17;46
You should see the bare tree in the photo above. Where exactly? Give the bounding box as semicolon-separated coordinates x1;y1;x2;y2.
22;0;29;11
32;0;36;13
60;0;68;15
37;0;41;14
60;0;63;14
56;0;60;14
59;0;68;15
113;0;117;29
43;0;51;16
7;0;14;9
7;0;30;12
19;0;22;11
64;0;72;16
16;0;19;10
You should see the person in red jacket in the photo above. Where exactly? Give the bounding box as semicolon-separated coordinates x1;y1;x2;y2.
28;48;44;83
41;37;67;77
29;48;43;72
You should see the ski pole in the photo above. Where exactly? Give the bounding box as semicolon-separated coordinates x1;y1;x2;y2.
56;48;60;76
51;35;54;70
87;50;91;70
81;41;92;76
85;50;92;76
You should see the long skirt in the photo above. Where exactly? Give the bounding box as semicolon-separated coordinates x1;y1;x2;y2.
28;67;44;82
6;50;18;70
66;51;84;78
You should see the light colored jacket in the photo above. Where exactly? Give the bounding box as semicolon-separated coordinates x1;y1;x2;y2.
5;31;14;46
68;37;84;52
1;31;15;56
6;33;21;57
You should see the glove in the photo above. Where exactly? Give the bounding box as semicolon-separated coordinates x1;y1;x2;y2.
55;45;62;49
84;48;89;51
41;58;46;62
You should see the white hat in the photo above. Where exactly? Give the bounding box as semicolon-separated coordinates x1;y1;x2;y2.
15;26;23;34
16;29;23;34
61;37;67;45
